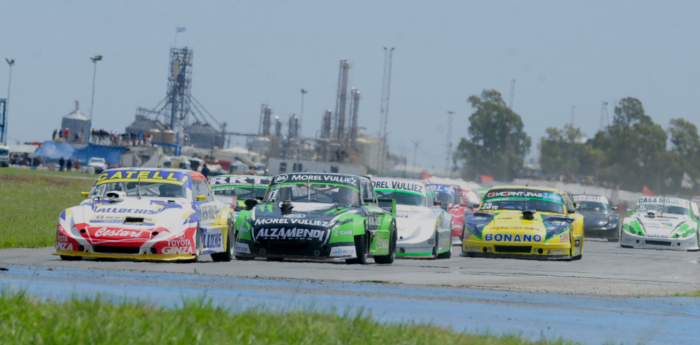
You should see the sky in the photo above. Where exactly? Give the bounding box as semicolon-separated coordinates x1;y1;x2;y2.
1;0;699;169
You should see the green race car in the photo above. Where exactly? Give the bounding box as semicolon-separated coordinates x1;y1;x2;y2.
233;173;397;264
209;175;271;219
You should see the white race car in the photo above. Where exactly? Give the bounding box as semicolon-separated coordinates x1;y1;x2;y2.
620;196;700;251
208;174;271;219
372;177;452;259
54;168;235;262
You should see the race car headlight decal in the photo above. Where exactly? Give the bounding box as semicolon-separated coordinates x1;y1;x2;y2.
464;212;493;240
544;218;572;241
672;224;694;238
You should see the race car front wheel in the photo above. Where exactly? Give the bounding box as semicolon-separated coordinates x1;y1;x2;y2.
346;232;369;265
211;219;234;262
374;221;396;264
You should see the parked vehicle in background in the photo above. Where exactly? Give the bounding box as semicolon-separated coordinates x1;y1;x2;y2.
0;145;9;167
462;186;584;260
572;194;620;242
88;157;108;173
372;177;453;259
620;197;700;251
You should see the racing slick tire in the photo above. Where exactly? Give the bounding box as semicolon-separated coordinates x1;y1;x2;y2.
211;219;234;262
60;255;82;261
179;226;202;263
430;231;440;260
437;242;452;259
374;221;396;264
346;232;370;265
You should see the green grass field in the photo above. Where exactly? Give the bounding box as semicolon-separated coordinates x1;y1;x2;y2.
0;290;573;345
0;168;95;249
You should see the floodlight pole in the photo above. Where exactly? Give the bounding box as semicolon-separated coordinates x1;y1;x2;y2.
87;55;102;162
300;89;308;137
4;58;14;145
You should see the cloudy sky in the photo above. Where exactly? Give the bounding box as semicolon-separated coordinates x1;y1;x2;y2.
2;0;699;168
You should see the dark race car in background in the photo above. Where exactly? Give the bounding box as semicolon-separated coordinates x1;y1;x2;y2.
572;194;620;242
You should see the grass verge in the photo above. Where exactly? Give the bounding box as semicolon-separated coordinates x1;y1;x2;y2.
0;167;94;248
0;290;574;345
671;291;700;297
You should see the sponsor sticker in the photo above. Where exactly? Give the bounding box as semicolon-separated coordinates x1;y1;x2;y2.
466;246;481;252
234;242;251;254
161;246;192;255
333;230;353;237
484;233;542;243
202;233;222;249
376;238;389;250
255;227;327;241
55;243;73;251
329;246;356;257
548;249;566;255
372;180;424;194
560;234;570;243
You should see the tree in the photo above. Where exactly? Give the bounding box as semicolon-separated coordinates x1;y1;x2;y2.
455;89;531;181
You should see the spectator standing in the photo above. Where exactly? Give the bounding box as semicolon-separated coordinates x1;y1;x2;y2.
190;159;200;172
201;163;210;179
75;157;80;170
137;130;144;145
64;128;70;139
52;129;57;140
59;156;65;171
66;158;73;171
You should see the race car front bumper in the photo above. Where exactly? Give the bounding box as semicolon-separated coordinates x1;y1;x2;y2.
584;224;619;240
233;239;358;260
53;250;196;261
620;231;699;251
461;240;574;260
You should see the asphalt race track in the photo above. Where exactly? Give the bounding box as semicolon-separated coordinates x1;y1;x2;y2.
2;239;700;344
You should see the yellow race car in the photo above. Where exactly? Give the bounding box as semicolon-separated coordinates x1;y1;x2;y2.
461;186;584;260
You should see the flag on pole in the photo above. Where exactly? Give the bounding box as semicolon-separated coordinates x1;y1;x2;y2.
176;27;186;33
642;185;655;196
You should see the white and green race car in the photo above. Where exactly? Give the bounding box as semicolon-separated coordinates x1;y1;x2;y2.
620;197;700;251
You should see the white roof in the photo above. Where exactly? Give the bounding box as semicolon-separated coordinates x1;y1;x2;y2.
63;109;89;121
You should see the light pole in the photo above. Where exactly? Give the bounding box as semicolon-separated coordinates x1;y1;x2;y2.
300;89;308;137
4;58;14;145
87;55;102;162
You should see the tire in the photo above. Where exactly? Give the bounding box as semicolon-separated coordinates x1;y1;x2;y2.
346;232;369;265
60;255;82;261
211;219;234;262
607;222;621;242
374;221;396;264
430;231;439;260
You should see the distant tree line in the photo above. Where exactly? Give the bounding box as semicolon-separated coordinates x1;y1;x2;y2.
454;91;700;196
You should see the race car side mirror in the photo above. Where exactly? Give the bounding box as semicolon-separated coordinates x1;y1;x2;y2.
434;201;441;206
363;198;374;205
196;195;206;201
255;196;264;201
460;202;467;207
81;191;89;198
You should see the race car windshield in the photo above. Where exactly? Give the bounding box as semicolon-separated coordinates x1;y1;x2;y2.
265;183;360;207
634;204;689;216
375;190;426;206
213;186;266;199
91;182;187;199
481;199;564;214
578;201;610;212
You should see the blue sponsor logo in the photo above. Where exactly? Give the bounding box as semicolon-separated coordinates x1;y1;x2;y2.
203;233;222;249
485;233;541;242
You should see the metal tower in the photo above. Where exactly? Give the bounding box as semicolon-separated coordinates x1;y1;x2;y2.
445;111;454;177
348;88;361;150
321;109;332;139
165;47;193;130
259;104;272;136
333;59;351;140
288;114;299;139
379;47;395;173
